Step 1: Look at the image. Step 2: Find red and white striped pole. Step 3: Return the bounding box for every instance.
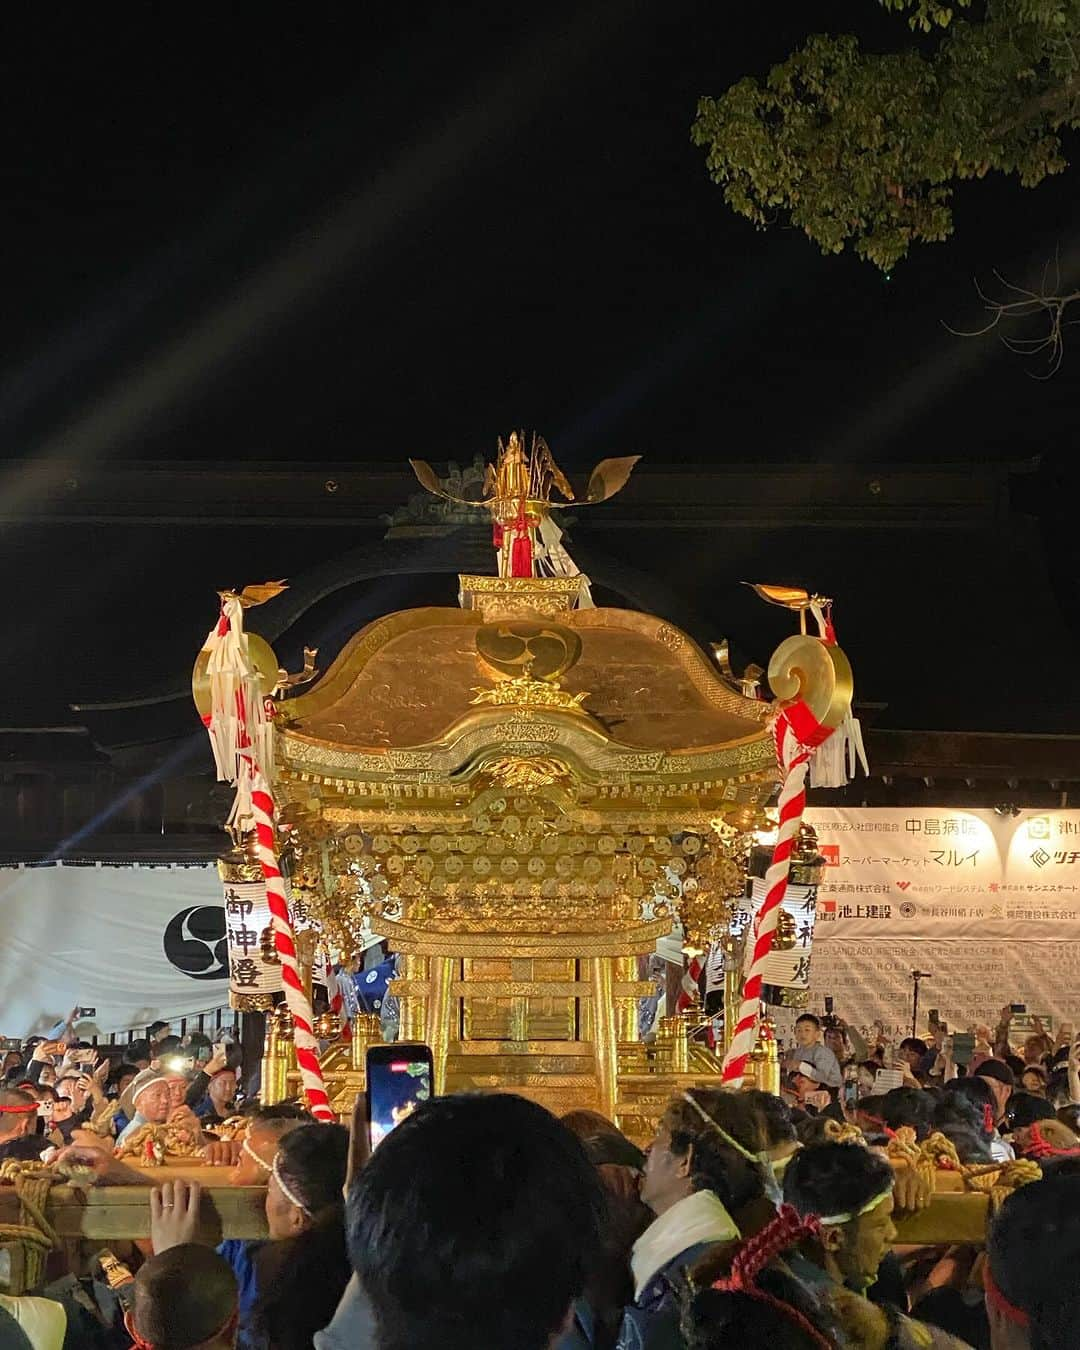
[196,593,332,1120]
[719,619,856,1086]
[251,774,333,1120]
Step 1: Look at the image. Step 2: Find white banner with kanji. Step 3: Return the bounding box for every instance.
[805,808,1080,939]
[800,808,1080,1034]
[806,938,1080,1041]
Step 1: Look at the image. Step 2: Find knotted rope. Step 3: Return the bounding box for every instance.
[0,1160,62,1292]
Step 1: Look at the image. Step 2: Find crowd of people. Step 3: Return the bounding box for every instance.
[0,1003,1078,1350]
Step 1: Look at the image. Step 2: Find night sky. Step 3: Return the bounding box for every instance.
[1,6,1078,732]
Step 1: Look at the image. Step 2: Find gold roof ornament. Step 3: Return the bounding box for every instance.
[411,431,640,581]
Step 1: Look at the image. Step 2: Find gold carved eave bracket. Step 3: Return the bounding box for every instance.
[277,710,776,791]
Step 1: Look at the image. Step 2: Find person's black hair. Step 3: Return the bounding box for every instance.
[933,1091,980,1129]
[784,1141,894,1220]
[185,1032,214,1056]
[788,1106,811,1133]
[1004,1053,1026,1080]
[880,1087,934,1140]
[1047,1068,1071,1108]
[855,1093,886,1121]
[987,1176,1080,1350]
[252,1123,350,1350]
[154,1036,184,1057]
[249,1101,310,1121]
[133,1245,237,1350]
[794,1114,838,1148]
[2,1065,24,1086]
[899,1037,928,1057]
[147,1020,169,1036]
[795,1013,820,1029]
[1038,1156,1080,1181]
[347,1093,604,1350]
[665,1089,767,1216]
[1056,1104,1080,1135]
[945,1076,996,1141]
[126,1039,151,1062]
[935,1124,993,1165]
[682,1244,837,1350]
[1007,1092,1056,1131]
[743,1090,796,1148]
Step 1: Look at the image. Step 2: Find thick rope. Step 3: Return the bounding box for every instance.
[0,1161,61,1292]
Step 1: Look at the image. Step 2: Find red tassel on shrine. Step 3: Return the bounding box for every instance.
[510,530,533,577]
[492,523,504,549]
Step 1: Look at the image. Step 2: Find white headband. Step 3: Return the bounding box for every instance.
[131,1075,166,1105]
[241,1135,273,1174]
[271,1151,310,1216]
[816,1186,894,1227]
[680,1091,760,1163]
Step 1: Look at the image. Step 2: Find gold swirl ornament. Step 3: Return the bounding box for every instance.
[767,634,854,731]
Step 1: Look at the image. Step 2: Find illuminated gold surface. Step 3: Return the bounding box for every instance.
[264,575,786,1125]
[768,633,854,731]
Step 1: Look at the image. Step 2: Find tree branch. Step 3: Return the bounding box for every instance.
[945,269,1080,378]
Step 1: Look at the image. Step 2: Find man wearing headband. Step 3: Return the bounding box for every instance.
[619,1088,768,1350]
[985,1174,1080,1350]
[115,1070,173,1147]
[0,1088,45,1162]
[784,1142,969,1348]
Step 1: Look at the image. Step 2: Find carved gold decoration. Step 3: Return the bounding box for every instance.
[485,756,570,791]
[459,574,586,620]
[471,675,590,714]
[475,621,582,682]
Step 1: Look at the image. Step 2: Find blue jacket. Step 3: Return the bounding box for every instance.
[616,1242,715,1350]
[218,1239,264,1350]
[555,1298,597,1349]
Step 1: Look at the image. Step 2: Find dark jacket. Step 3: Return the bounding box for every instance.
[616,1242,715,1350]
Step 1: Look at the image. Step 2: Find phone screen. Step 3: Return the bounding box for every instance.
[366,1045,433,1149]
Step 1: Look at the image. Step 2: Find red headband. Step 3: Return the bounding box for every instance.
[983,1264,1029,1327]
[1022,1123,1080,1160]
[710,1205,834,1350]
[0,1101,39,1114]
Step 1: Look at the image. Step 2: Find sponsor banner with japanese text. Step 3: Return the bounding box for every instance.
[805,808,1080,940]
[807,939,1080,1040]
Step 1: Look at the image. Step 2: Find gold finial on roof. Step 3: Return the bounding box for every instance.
[409,432,639,580]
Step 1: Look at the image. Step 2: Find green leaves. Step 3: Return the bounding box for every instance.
[692,0,1080,269]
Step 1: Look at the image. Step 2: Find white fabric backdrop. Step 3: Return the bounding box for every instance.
[0,864,228,1037]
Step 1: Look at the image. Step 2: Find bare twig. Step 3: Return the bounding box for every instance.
[944,267,1080,377]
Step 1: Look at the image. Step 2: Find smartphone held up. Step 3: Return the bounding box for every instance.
[365,1043,434,1150]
